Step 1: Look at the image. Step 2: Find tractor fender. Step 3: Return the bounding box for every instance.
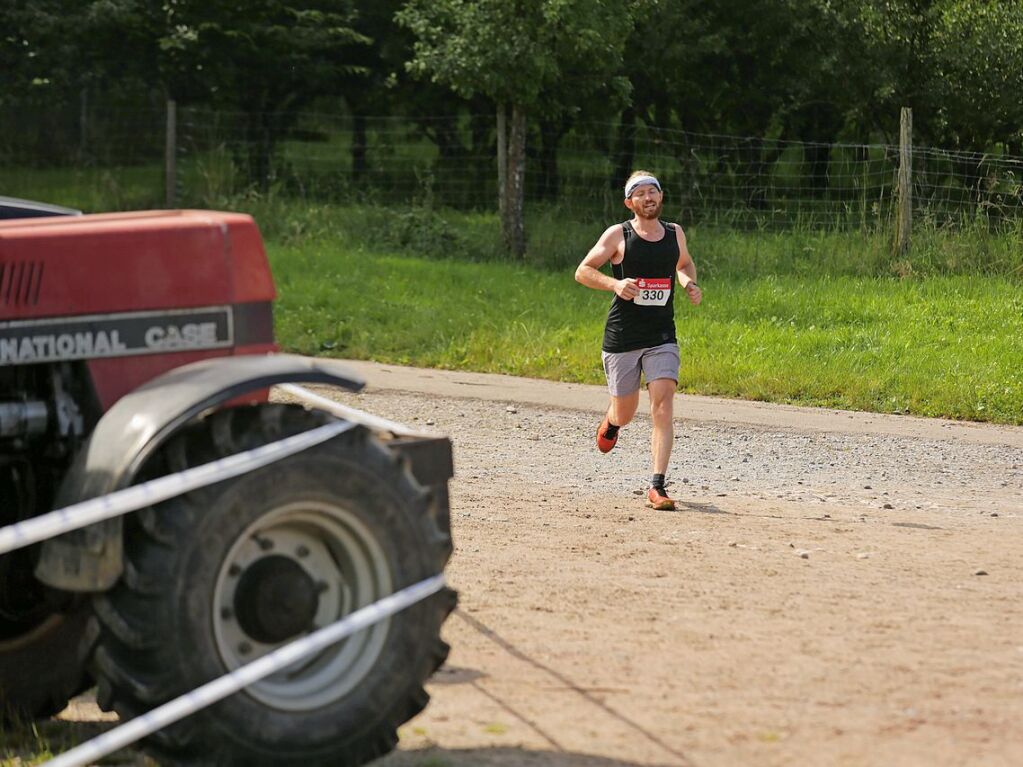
[35,354,364,592]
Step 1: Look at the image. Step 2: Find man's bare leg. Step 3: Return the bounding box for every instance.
[609,391,639,428]
[648,378,676,475]
[597,391,639,453]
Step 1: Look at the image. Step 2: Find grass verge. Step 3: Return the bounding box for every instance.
[271,238,1023,425]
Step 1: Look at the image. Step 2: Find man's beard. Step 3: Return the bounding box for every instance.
[634,199,663,220]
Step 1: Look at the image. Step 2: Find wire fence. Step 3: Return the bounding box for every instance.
[3,105,1022,231]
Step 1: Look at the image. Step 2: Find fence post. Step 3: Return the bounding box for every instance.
[896,107,912,255]
[165,99,177,208]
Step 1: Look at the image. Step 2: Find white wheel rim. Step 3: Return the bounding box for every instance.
[212,500,392,711]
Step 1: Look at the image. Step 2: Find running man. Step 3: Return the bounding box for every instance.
[574,170,702,510]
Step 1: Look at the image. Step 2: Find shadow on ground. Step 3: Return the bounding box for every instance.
[425,610,694,767]
[379,746,676,767]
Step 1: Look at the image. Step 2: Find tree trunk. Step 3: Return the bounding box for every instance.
[503,105,527,259]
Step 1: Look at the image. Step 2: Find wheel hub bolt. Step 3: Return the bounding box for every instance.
[228,564,242,577]
[257,537,274,551]
[315,581,329,594]
[296,545,310,558]
[221,607,234,620]
[238,641,252,655]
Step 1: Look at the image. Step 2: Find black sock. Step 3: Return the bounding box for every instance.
[603,420,620,439]
[651,473,666,490]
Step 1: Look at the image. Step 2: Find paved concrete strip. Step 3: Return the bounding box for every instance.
[330,360,1023,448]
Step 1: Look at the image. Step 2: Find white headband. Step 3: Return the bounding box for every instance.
[624,175,661,199]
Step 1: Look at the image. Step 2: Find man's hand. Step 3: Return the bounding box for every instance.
[685,282,702,305]
[614,278,639,300]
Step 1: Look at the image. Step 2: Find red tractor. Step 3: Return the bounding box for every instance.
[0,203,455,765]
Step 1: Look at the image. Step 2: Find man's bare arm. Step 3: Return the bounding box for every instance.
[672,225,702,305]
[575,225,638,299]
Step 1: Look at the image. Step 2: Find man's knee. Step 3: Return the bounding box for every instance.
[611,393,639,425]
[648,380,675,420]
[651,401,673,424]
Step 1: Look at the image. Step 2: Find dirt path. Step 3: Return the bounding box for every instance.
[330,363,1022,767]
[51,362,1023,767]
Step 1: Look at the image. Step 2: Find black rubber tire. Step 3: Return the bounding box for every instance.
[90,404,456,766]
[0,602,92,721]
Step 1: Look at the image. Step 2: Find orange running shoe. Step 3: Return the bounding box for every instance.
[596,415,618,453]
[646,486,675,511]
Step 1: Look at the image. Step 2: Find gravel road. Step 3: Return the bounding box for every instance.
[291,362,1023,767]
[314,360,1023,518]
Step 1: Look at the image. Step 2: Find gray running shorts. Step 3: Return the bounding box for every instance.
[601,342,680,397]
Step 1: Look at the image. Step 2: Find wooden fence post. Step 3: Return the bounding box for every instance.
[896,107,912,255]
[165,99,177,208]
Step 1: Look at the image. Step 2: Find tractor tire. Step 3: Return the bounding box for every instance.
[0,602,91,721]
[90,404,456,766]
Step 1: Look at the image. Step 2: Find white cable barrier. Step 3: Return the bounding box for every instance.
[279,383,420,437]
[43,573,447,767]
[0,419,356,556]
[0,405,449,766]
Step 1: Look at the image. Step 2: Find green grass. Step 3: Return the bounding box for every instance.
[0,163,165,212]
[271,235,1023,425]
[0,715,146,766]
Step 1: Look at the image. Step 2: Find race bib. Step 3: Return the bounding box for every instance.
[633,277,671,306]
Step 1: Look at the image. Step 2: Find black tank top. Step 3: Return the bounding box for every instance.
[602,221,678,353]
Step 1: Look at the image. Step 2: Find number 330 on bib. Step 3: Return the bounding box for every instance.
[633,277,671,306]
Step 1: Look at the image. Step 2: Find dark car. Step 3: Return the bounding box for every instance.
[0,196,81,219]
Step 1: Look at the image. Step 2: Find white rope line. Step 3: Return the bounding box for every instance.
[0,419,355,556]
[43,573,448,767]
[280,384,422,437]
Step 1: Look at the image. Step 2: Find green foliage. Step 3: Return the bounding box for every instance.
[930,1,1023,147]
[0,1,88,106]
[397,0,632,112]
[4,0,1023,164]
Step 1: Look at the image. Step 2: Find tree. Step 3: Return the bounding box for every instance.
[397,0,632,258]
[0,2,130,164]
[81,0,370,189]
[344,0,494,207]
[930,1,1023,151]
[616,1,853,209]
[185,1,372,189]
[0,2,92,108]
